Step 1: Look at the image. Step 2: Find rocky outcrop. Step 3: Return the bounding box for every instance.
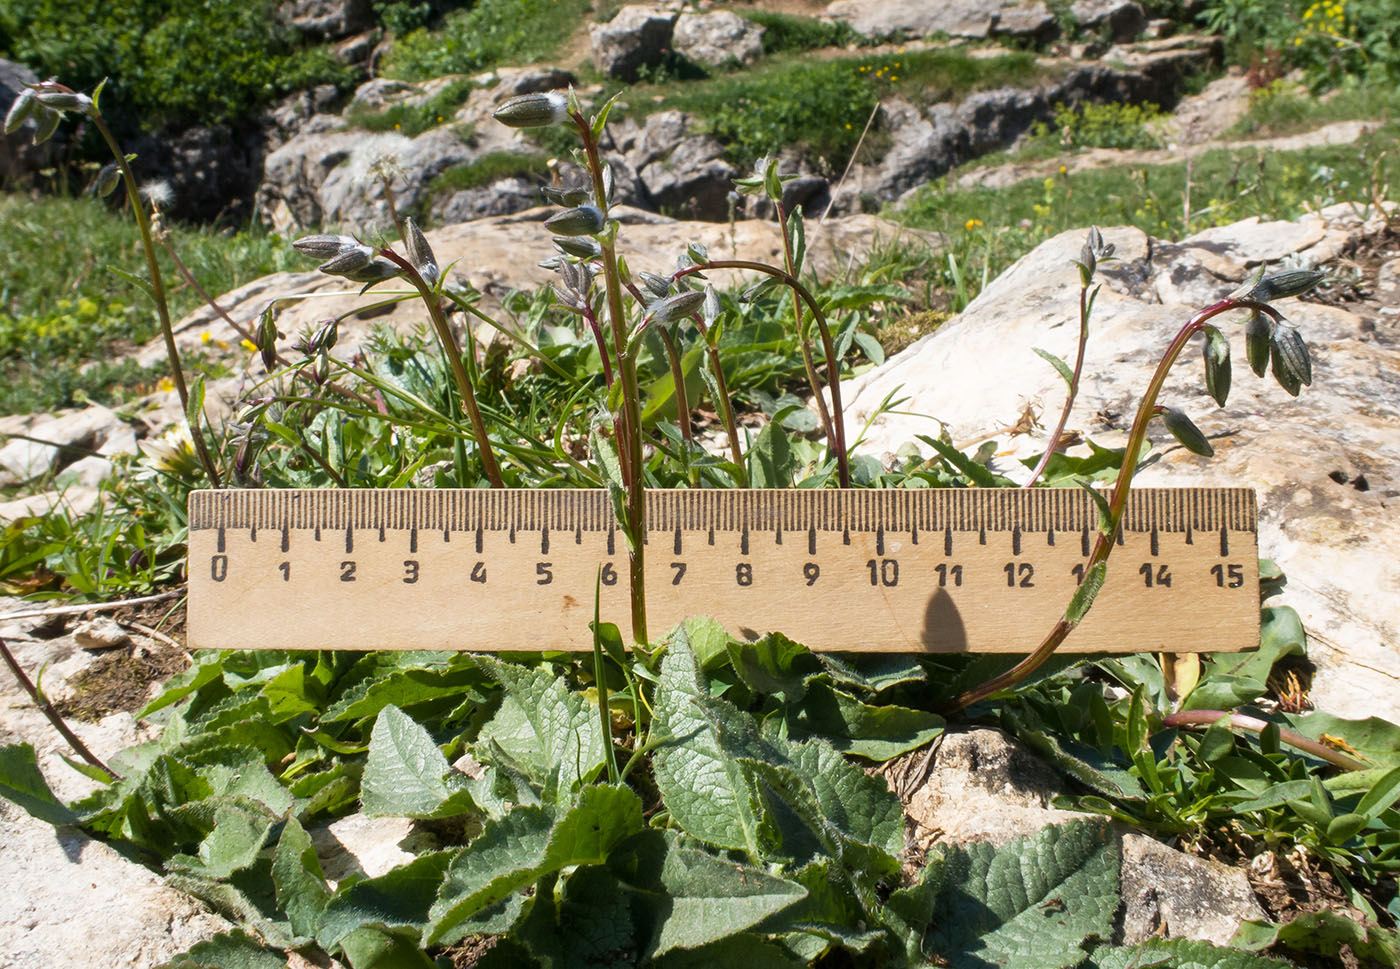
[278,0,375,40]
[672,10,765,69]
[833,37,1219,213]
[590,6,678,81]
[826,0,1058,42]
[1071,0,1148,42]
[838,203,1400,723]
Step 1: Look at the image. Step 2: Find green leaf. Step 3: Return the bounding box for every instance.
[321,659,483,723]
[726,633,817,701]
[917,435,1000,487]
[852,330,884,366]
[162,929,286,969]
[474,657,605,800]
[361,705,474,819]
[652,626,766,853]
[920,819,1119,969]
[650,844,807,956]
[749,419,798,488]
[1033,346,1076,387]
[317,849,456,951]
[1089,935,1295,968]
[338,925,440,969]
[1285,710,1400,770]
[1066,561,1107,625]
[0,743,78,825]
[425,784,642,945]
[169,804,275,879]
[1232,910,1400,966]
[1188,606,1305,710]
[520,865,635,968]
[272,817,332,940]
[1355,764,1400,820]
[654,934,805,969]
[789,680,944,761]
[683,615,733,669]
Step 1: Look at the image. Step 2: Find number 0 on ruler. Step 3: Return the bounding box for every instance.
[188,488,1260,653]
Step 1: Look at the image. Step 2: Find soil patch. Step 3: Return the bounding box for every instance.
[54,598,189,722]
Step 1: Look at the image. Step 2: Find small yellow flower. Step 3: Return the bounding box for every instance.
[200,331,212,344]
[845,122,852,129]
[964,218,983,230]
[889,75,899,81]
[157,376,175,393]
[241,339,258,352]
[1059,165,1067,174]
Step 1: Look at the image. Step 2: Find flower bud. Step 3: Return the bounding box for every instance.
[493,91,569,128]
[543,185,591,207]
[702,284,721,327]
[638,272,672,299]
[646,290,706,326]
[1247,269,1326,303]
[1159,407,1214,457]
[256,307,278,373]
[4,87,34,134]
[292,234,361,260]
[545,203,604,237]
[318,246,375,276]
[313,349,331,384]
[308,318,339,354]
[1270,322,1311,391]
[553,236,601,259]
[342,258,402,285]
[1201,324,1231,408]
[1270,342,1302,397]
[403,217,438,285]
[31,106,60,144]
[1244,311,1271,377]
[93,162,120,198]
[35,89,81,110]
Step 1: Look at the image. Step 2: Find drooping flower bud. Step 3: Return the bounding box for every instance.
[31,106,60,144]
[645,290,706,326]
[4,87,35,134]
[256,307,278,373]
[1244,311,1271,377]
[93,162,120,198]
[34,89,82,110]
[1201,325,1231,408]
[1159,407,1214,457]
[544,203,605,237]
[553,236,601,259]
[317,245,375,276]
[403,217,438,285]
[1270,322,1311,392]
[638,272,672,299]
[542,185,592,208]
[493,91,569,128]
[308,318,339,354]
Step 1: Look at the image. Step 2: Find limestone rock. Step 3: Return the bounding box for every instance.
[826,0,1056,40]
[73,617,133,651]
[673,10,765,68]
[279,0,375,40]
[1120,833,1267,944]
[590,6,678,81]
[0,405,136,488]
[839,205,1400,722]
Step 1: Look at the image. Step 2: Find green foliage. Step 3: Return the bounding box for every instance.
[0,0,354,127]
[1037,100,1166,151]
[425,152,553,198]
[383,0,592,81]
[1200,0,1400,90]
[740,10,866,54]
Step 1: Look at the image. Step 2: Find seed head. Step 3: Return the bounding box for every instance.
[318,245,375,276]
[1201,325,1231,408]
[1159,407,1214,457]
[1270,322,1312,390]
[1244,311,1271,377]
[140,180,174,209]
[494,91,569,128]
[34,89,82,111]
[1246,269,1326,303]
[543,185,592,208]
[292,234,362,260]
[545,203,605,237]
[93,162,120,198]
[646,290,706,326]
[403,218,439,285]
[553,236,601,259]
[256,307,279,373]
[308,318,340,354]
[638,272,672,299]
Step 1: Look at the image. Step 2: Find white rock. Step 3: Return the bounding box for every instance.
[673,10,764,68]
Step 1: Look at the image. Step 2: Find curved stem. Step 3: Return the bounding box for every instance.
[576,112,647,644]
[91,113,221,488]
[378,249,504,487]
[1,635,119,780]
[776,202,839,460]
[947,297,1281,713]
[1024,282,1092,488]
[678,259,850,486]
[1163,710,1368,772]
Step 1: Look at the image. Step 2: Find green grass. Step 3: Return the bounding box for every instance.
[1230,78,1400,138]
[344,77,478,138]
[382,0,593,81]
[0,194,301,414]
[739,9,868,54]
[894,124,1400,310]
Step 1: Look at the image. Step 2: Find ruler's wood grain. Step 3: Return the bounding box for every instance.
[188,488,1259,653]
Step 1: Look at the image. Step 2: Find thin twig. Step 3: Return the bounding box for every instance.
[822,98,882,224]
[122,619,185,653]
[0,634,120,780]
[0,590,181,625]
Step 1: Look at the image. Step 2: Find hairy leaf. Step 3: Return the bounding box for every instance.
[1088,936,1295,968]
[163,929,286,969]
[361,704,474,819]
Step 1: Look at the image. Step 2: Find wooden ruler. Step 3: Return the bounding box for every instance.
[186,488,1259,653]
[187,488,1259,654]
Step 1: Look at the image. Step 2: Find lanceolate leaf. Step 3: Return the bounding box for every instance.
[920,819,1119,969]
[316,849,457,951]
[0,743,78,825]
[788,680,944,761]
[271,817,332,940]
[650,844,807,956]
[361,704,473,819]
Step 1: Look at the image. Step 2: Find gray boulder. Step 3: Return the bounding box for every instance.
[627,112,736,221]
[278,0,375,40]
[1071,0,1148,42]
[826,0,1056,41]
[590,6,678,81]
[672,10,765,69]
[0,405,136,488]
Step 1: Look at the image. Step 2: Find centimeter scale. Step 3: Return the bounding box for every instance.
[187,488,1260,654]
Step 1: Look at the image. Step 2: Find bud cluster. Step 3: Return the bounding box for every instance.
[292,234,401,286]
[4,82,95,145]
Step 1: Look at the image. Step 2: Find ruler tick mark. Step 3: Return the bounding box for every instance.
[1012,526,1022,556]
[1219,527,1229,557]
[979,525,987,546]
[1150,527,1160,558]
[1047,528,1056,547]
[250,525,257,543]
[741,527,749,556]
[911,526,919,545]
[509,525,515,545]
[808,527,816,556]
[575,526,582,545]
[843,527,850,546]
[944,527,952,557]
[608,529,616,556]
[281,526,289,553]
[775,526,782,546]
[1185,525,1193,545]
[475,527,483,554]
[345,526,353,554]
[673,527,682,555]
[314,526,321,542]
[541,528,550,555]
[378,525,385,543]
[708,527,714,547]
[1081,527,1090,556]
[410,528,418,554]
[217,527,226,554]
[876,527,885,557]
